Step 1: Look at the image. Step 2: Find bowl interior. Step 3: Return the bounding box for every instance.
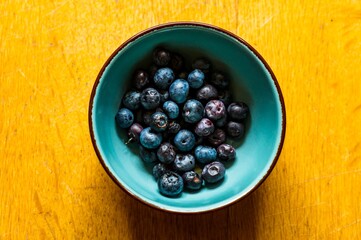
[90,24,284,213]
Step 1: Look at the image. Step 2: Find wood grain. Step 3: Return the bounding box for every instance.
[1,0,361,239]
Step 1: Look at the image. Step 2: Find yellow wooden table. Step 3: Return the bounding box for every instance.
[1,0,360,239]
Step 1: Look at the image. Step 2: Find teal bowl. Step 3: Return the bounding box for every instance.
[89,22,286,213]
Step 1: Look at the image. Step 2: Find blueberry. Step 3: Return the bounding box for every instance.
[182,171,203,190]
[134,70,149,90]
[226,121,245,138]
[196,84,218,101]
[227,102,249,121]
[149,112,168,132]
[187,69,205,89]
[218,89,232,106]
[211,71,229,89]
[217,144,236,161]
[205,100,226,121]
[140,127,163,149]
[192,58,211,73]
[182,99,204,123]
[215,115,227,128]
[153,48,171,67]
[202,161,225,183]
[154,68,175,90]
[194,118,215,137]
[122,91,141,110]
[140,88,161,110]
[207,129,226,147]
[127,123,143,143]
[173,154,195,172]
[169,79,189,104]
[139,145,158,163]
[153,163,168,180]
[158,171,183,197]
[194,145,217,164]
[115,108,134,128]
[168,121,181,134]
[170,53,184,72]
[163,101,179,119]
[174,129,196,152]
[157,142,176,164]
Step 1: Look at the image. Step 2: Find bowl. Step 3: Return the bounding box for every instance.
[89,22,286,213]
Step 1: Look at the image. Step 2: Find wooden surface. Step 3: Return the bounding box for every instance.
[1,0,361,239]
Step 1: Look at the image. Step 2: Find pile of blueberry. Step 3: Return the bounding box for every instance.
[115,48,249,197]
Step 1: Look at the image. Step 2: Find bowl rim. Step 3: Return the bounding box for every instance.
[88,21,286,214]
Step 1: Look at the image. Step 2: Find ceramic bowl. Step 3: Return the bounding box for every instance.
[89,22,286,213]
